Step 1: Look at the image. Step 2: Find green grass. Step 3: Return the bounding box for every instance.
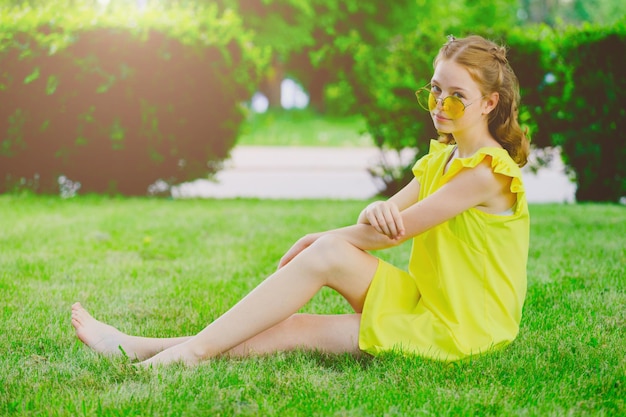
[238,109,374,147]
[1,195,624,416]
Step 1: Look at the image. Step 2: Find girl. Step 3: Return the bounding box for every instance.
[72,35,530,366]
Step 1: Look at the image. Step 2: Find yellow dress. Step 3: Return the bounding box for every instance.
[359,140,530,361]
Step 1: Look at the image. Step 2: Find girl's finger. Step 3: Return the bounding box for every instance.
[382,210,399,238]
[367,211,383,234]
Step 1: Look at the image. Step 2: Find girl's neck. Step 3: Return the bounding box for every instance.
[452,127,500,158]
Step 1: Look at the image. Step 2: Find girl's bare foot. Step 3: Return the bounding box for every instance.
[71,302,131,358]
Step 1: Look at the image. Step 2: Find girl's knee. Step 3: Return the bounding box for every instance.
[308,234,351,268]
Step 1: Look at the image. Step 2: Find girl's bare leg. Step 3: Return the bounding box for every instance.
[73,234,379,365]
[140,235,378,366]
[73,301,361,361]
[224,313,362,357]
[72,305,361,360]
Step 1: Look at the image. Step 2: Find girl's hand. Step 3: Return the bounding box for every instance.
[277,233,320,269]
[358,201,405,240]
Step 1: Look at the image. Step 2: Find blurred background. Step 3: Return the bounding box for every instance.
[1,0,624,202]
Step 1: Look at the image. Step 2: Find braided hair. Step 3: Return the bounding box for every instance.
[434,35,530,167]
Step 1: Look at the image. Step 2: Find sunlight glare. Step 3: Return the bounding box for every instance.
[96,0,148,11]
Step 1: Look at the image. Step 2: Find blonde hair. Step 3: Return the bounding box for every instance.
[434,35,530,167]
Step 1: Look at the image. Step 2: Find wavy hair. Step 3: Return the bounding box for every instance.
[434,35,530,167]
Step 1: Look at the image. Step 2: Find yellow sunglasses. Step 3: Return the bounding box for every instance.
[415,85,483,119]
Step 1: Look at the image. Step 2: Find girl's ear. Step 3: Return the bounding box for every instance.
[482,92,499,115]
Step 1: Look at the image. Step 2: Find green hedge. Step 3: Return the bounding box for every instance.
[0,3,266,195]
[541,22,626,202]
[506,21,626,202]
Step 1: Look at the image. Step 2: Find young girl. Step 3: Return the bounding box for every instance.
[72,35,530,365]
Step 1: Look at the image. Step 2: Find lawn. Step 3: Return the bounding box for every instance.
[1,195,624,416]
[237,109,374,147]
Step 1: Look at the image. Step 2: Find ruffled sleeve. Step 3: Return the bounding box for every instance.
[442,147,525,195]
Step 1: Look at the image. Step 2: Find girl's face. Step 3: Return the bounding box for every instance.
[428,59,493,135]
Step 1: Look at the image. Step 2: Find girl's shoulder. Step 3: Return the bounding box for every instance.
[446,146,522,182]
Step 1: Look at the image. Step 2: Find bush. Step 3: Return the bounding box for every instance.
[538,22,626,202]
[0,3,266,195]
[506,21,626,202]
[347,32,441,196]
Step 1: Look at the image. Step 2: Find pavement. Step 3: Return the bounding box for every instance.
[172,146,576,203]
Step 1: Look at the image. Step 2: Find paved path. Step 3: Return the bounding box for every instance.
[172,146,576,203]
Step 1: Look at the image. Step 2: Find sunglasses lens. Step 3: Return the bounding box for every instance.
[442,96,465,119]
[428,93,437,111]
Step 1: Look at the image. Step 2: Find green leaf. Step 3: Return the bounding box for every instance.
[78,106,96,123]
[46,75,59,95]
[40,119,50,132]
[23,67,40,84]
[149,148,164,163]
[110,119,125,150]
[96,75,116,94]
